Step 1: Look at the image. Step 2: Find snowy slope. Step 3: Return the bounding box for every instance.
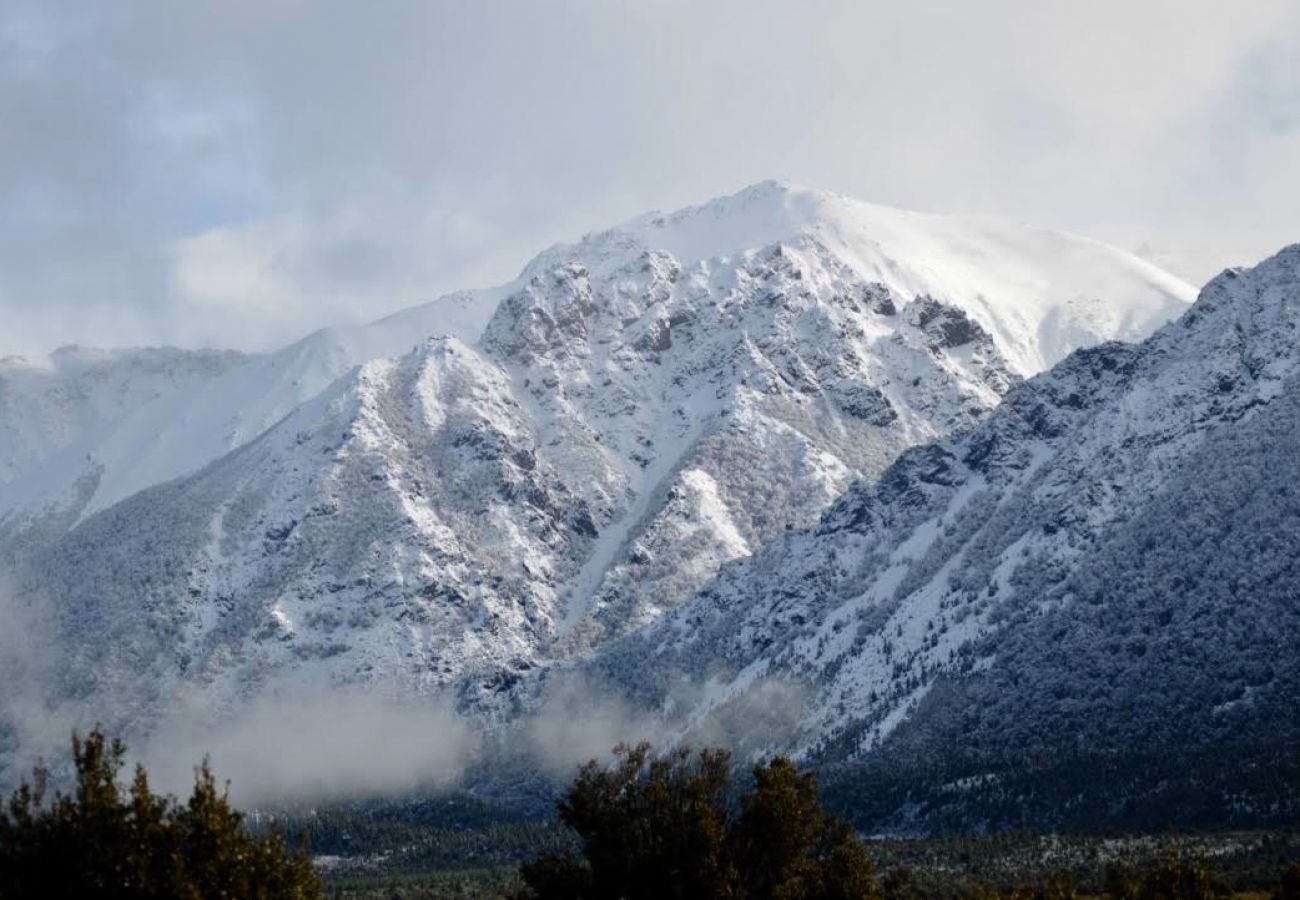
[0,182,1194,759]
[0,287,505,536]
[0,346,246,488]
[587,242,1300,827]
[528,181,1191,374]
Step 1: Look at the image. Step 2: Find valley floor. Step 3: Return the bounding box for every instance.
[314,828,1300,898]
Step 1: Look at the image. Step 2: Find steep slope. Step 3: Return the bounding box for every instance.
[0,346,246,488]
[1,182,1193,750]
[530,182,1190,375]
[0,287,504,543]
[594,243,1300,829]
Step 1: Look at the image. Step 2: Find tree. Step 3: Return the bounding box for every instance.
[731,756,879,900]
[0,729,320,899]
[519,743,881,900]
[549,742,737,899]
[1104,863,1142,900]
[881,866,920,900]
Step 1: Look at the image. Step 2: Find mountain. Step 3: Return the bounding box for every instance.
[0,288,505,538]
[0,346,247,489]
[0,182,1192,763]
[591,242,1300,830]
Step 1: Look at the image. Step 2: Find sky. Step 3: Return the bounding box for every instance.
[1,0,1298,359]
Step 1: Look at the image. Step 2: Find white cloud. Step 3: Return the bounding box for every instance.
[138,688,479,805]
[1,0,1298,356]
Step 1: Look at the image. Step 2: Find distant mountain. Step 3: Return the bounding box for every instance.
[0,182,1192,775]
[0,288,504,534]
[0,346,246,489]
[592,243,1300,830]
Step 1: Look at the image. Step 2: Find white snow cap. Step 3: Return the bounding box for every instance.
[529,180,1194,374]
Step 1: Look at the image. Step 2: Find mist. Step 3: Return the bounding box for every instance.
[2,573,812,807]
[135,687,479,807]
[517,669,812,777]
[0,583,83,779]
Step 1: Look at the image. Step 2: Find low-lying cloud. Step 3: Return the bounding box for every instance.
[2,577,813,808]
[0,584,85,778]
[137,688,479,806]
[517,669,812,777]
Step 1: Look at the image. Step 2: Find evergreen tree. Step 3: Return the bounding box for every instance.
[550,742,737,899]
[881,866,920,900]
[519,744,881,900]
[0,729,319,899]
[731,756,879,900]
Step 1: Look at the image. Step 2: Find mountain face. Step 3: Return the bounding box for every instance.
[0,346,247,489]
[0,289,504,540]
[0,183,1193,765]
[592,243,1300,830]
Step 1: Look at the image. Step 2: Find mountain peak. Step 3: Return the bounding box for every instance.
[518,182,1195,375]
[1177,241,1300,341]
[1241,241,1300,284]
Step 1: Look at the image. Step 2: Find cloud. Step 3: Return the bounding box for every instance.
[520,675,662,775]
[136,688,479,806]
[0,582,476,805]
[0,584,83,775]
[0,1,1297,352]
[518,670,811,778]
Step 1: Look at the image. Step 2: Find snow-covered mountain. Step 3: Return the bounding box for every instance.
[0,182,1193,758]
[0,346,247,489]
[0,288,505,539]
[591,242,1300,828]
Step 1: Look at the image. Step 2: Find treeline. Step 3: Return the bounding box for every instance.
[818,738,1300,834]
[518,743,878,899]
[285,806,572,874]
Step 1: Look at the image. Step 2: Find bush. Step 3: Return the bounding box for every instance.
[518,743,880,900]
[0,729,320,899]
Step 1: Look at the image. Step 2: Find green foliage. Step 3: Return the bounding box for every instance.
[0,729,320,899]
[519,743,882,900]
[1105,862,1143,900]
[732,756,880,900]
[320,865,522,899]
[1033,871,1077,900]
[282,799,572,875]
[550,742,736,899]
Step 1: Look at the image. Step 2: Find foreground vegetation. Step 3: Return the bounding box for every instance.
[0,730,319,899]
[4,733,1299,898]
[508,743,1300,899]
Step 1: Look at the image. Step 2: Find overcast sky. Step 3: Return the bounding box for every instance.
[1,0,1298,358]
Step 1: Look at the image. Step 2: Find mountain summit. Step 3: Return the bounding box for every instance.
[531,181,1190,374]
